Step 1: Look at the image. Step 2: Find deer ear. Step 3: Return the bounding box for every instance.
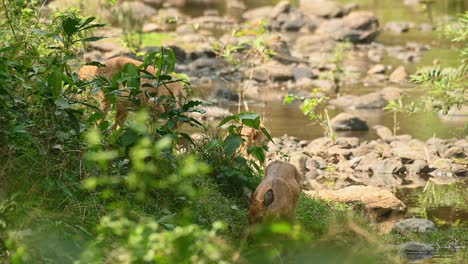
[264,189,274,206]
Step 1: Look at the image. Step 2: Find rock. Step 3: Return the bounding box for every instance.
[444,146,466,159]
[316,11,380,43]
[371,158,405,175]
[399,242,436,261]
[389,66,408,83]
[354,152,380,172]
[367,64,386,75]
[292,66,315,81]
[390,140,427,161]
[299,0,344,18]
[213,88,239,102]
[429,176,458,185]
[392,218,437,234]
[335,137,360,148]
[310,79,336,93]
[118,1,157,19]
[327,145,352,157]
[418,23,434,32]
[270,1,291,19]
[189,15,235,30]
[331,113,369,131]
[142,23,163,33]
[352,92,386,109]
[242,6,273,21]
[306,156,327,171]
[306,137,333,155]
[305,185,406,220]
[251,64,293,82]
[369,173,403,188]
[384,22,411,34]
[374,125,393,142]
[379,87,403,102]
[407,159,430,174]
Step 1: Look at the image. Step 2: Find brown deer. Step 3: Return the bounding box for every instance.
[248,161,302,224]
[78,56,185,127]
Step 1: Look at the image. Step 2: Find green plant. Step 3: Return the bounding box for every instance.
[212,19,276,112]
[197,112,272,195]
[0,3,105,153]
[324,42,352,94]
[411,12,467,115]
[284,89,336,142]
[384,96,416,136]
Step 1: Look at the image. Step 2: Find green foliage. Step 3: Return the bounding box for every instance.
[410,12,467,114]
[384,96,416,136]
[212,19,276,111]
[284,90,336,142]
[0,3,104,153]
[197,112,271,195]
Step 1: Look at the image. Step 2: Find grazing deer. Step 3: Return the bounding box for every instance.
[249,161,302,224]
[78,56,185,128]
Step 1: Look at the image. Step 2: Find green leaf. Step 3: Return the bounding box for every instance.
[218,115,239,127]
[79,36,106,42]
[223,135,243,156]
[48,68,63,98]
[120,129,139,147]
[239,112,260,128]
[62,17,80,36]
[248,146,265,163]
[205,139,222,151]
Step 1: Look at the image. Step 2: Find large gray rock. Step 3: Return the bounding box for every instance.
[331,113,369,131]
[371,158,405,175]
[392,218,437,234]
[305,185,406,220]
[316,11,380,43]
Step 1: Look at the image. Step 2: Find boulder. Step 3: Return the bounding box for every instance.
[316,11,380,43]
[304,185,406,220]
[392,218,437,234]
[389,66,408,83]
[331,113,369,131]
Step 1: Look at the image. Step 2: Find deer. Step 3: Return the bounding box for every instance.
[248,161,302,224]
[78,56,185,128]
